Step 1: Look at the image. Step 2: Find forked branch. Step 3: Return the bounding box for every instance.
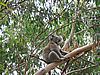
[35,42,99,75]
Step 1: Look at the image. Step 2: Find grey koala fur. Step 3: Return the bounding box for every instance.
[43,34,68,64]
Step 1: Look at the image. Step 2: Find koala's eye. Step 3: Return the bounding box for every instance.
[51,35,54,37]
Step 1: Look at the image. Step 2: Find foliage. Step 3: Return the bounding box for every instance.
[0,0,100,75]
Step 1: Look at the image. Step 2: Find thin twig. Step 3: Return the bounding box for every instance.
[33,0,73,43]
[75,24,100,35]
[32,25,67,55]
[80,57,96,65]
[66,63,100,75]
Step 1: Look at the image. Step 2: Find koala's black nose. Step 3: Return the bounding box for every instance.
[58,39,61,42]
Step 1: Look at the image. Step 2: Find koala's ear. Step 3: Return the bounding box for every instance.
[49,33,54,40]
[49,35,52,41]
[49,35,53,41]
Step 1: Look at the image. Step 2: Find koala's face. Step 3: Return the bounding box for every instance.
[49,34,63,45]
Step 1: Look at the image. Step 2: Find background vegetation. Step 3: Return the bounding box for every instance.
[0,0,100,75]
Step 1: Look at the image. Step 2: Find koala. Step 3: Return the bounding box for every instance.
[43,34,68,64]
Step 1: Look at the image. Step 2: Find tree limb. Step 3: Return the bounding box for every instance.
[35,42,99,75]
[66,63,100,75]
[62,17,75,51]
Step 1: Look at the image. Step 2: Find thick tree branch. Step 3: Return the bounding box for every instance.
[35,42,99,75]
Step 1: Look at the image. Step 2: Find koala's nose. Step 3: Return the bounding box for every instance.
[58,39,61,42]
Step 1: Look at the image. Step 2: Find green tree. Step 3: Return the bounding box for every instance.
[0,0,100,75]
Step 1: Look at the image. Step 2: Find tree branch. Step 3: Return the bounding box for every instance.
[62,16,75,51]
[35,42,99,75]
[66,63,100,75]
[75,24,100,35]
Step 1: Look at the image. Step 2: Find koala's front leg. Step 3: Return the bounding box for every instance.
[60,50,68,56]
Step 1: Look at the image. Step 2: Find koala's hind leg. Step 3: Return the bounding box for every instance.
[49,51,64,62]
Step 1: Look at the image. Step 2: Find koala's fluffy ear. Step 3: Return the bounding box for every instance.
[49,33,55,41]
[49,35,53,41]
